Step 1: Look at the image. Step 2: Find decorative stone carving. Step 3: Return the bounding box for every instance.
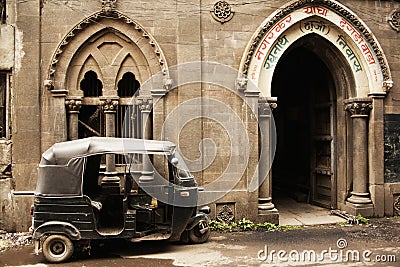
[383,80,394,92]
[241,0,392,83]
[164,78,173,91]
[65,99,82,113]
[258,98,271,117]
[236,77,248,92]
[100,99,119,112]
[44,79,53,91]
[259,97,277,117]
[136,98,153,112]
[101,0,117,15]
[388,9,400,32]
[345,101,372,117]
[394,195,400,216]
[47,10,168,82]
[216,204,234,224]
[211,1,234,23]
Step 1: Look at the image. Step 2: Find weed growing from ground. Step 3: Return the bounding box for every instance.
[209,218,299,232]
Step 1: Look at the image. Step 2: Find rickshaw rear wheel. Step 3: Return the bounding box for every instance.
[188,220,210,244]
[42,234,74,263]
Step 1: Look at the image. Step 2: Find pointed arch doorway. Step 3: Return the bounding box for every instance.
[271,35,340,209]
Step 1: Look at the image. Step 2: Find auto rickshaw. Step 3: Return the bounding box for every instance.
[31,137,210,263]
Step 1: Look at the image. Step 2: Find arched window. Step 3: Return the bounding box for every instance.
[80,71,103,97]
[117,72,140,97]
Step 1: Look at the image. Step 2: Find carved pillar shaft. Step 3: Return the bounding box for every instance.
[65,98,82,140]
[50,88,69,144]
[345,99,372,204]
[137,97,154,183]
[101,98,119,174]
[258,97,277,211]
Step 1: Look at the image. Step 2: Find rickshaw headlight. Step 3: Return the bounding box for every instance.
[199,206,211,214]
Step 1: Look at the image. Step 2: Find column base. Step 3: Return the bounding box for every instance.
[101,174,121,194]
[345,201,374,217]
[139,171,155,183]
[347,192,372,204]
[257,208,279,224]
[258,197,275,210]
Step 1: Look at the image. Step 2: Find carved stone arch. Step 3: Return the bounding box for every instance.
[280,33,356,99]
[115,55,141,89]
[239,0,393,97]
[48,10,169,92]
[74,56,104,96]
[246,0,391,219]
[65,28,153,97]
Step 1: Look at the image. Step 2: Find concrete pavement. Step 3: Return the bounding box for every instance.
[275,197,347,226]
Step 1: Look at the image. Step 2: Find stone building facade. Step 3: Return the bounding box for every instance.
[1,0,400,231]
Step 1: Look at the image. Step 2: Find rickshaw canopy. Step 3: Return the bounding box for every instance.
[36,137,177,196]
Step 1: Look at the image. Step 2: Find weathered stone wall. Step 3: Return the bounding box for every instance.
[1,0,400,230]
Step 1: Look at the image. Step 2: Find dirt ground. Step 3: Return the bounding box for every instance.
[0,217,399,266]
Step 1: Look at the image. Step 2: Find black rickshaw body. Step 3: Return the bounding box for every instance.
[31,137,210,263]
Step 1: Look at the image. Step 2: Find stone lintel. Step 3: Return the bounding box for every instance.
[50,89,68,97]
[368,92,386,99]
[151,89,167,98]
[244,89,259,98]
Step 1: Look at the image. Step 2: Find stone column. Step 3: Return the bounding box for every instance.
[257,97,279,224]
[100,98,120,187]
[368,92,386,217]
[258,97,277,211]
[49,87,69,144]
[65,98,82,140]
[137,97,154,183]
[345,98,374,216]
[101,98,119,172]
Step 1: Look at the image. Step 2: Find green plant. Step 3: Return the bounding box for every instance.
[237,218,256,231]
[209,218,301,232]
[255,222,278,231]
[355,214,369,224]
[209,220,230,231]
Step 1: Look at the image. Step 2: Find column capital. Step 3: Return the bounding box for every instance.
[344,98,372,117]
[258,97,277,117]
[136,97,153,112]
[65,98,82,113]
[100,98,119,113]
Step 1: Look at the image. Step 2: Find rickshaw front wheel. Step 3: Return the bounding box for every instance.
[188,220,210,244]
[42,234,74,263]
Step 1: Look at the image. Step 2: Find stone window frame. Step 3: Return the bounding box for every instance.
[0,0,6,24]
[0,71,10,139]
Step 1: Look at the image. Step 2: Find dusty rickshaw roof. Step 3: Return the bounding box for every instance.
[41,137,177,166]
[36,137,180,196]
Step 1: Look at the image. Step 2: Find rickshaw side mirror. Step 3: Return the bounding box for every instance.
[171,157,179,166]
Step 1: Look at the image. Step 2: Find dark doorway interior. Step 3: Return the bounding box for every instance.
[271,45,334,209]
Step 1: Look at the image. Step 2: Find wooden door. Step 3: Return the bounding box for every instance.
[311,100,334,208]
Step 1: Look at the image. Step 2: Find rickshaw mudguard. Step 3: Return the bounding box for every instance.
[185,213,210,231]
[33,221,81,240]
[169,206,197,241]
